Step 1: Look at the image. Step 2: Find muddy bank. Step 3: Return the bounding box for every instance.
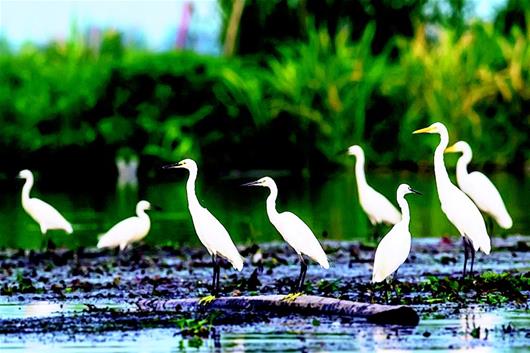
[0,235,528,350]
[0,236,528,305]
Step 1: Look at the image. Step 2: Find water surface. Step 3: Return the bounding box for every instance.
[0,170,527,249]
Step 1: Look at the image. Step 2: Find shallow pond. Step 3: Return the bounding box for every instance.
[0,169,528,352]
[0,305,528,352]
[0,170,527,249]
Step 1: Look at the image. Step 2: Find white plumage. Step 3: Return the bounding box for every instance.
[445,141,512,229]
[372,184,420,283]
[243,176,328,292]
[97,200,152,251]
[18,169,73,236]
[347,145,401,226]
[414,122,490,277]
[163,159,243,294]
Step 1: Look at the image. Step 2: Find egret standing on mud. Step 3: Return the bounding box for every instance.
[413,122,490,278]
[347,145,401,233]
[18,169,73,249]
[372,184,421,284]
[445,141,512,234]
[242,177,329,301]
[163,159,243,302]
[97,200,152,251]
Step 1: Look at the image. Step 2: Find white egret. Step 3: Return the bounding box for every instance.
[163,159,243,301]
[18,169,73,249]
[413,122,491,277]
[347,145,401,229]
[445,141,512,233]
[242,176,329,300]
[372,184,421,283]
[97,200,152,251]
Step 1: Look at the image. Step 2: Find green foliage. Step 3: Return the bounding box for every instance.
[417,272,529,305]
[0,16,528,173]
[386,22,530,166]
[266,24,390,161]
[175,317,212,338]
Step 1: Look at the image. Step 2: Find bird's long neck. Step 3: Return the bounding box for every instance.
[456,149,471,186]
[266,185,280,221]
[397,193,410,226]
[185,168,202,210]
[433,130,452,193]
[136,206,150,222]
[21,176,33,206]
[354,153,369,191]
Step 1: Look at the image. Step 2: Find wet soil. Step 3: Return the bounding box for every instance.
[0,235,528,351]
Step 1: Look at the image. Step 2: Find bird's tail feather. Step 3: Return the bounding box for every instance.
[230,255,244,272]
[495,213,513,230]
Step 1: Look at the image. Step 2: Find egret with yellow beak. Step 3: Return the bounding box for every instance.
[413,122,490,278]
[445,141,512,234]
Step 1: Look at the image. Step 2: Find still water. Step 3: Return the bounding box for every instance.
[0,303,528,352]
[0,169,527,249]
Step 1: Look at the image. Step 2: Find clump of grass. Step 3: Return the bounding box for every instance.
[417,271,529,305]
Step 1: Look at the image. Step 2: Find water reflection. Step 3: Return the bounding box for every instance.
[0,171,527,249]
[0,308,528,352]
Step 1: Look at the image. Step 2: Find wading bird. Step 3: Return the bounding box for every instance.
[413,123,490,278]
[242,177,329,301]
[18,169,73,249]
[445,141,512,234]
[347,145,401,235]
[97,200,152,251]
[372,184,421,285]
[163,159,243,302]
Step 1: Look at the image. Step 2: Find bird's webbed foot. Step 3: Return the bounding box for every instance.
[282,292,303,303]
[198,295,216,306]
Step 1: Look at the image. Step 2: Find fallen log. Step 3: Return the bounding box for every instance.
[136,295,419,326]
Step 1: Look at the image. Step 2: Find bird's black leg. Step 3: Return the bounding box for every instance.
[41,233,49,252]
[487,216,494,237]
[469,242,476,278]
[297,255,308,293]
[215,258,221,294]
[462,236,469,279]
[371,223,381,241]
[211,255,218,295]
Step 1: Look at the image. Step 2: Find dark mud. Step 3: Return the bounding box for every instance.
[0,235,529,351]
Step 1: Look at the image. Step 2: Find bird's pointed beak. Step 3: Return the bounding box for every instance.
[444,144,459,154]
[162,162,183,169]
[409,187,423,195]
[335,148,349,156]
[413,126,436,134]
[241,180,260,187]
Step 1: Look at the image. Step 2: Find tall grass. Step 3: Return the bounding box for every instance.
[0,21,527,175]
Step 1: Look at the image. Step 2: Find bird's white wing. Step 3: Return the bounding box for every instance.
[191,207,243,271]
[273,212,329,269]
[460,172,512,229]
[372,223,411,283]
[97,217,148,249]
[361,187,401,225]
[441,185,490,254]
[26,198,73,233]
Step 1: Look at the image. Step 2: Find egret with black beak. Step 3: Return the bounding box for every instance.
[242,176,329,301]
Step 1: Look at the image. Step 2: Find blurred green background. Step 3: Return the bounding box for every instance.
[0,0,528,178]
[0,0,528,248]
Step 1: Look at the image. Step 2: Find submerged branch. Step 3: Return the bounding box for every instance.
[136,294,420,326]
